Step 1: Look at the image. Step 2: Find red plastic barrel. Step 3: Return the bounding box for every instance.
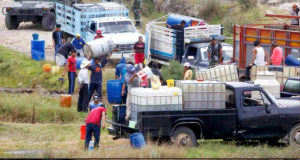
[80,125,86,140]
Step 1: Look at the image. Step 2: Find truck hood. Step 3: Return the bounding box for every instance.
[277,97,300,108]
[103,32,145,45]
[8,1,55,8]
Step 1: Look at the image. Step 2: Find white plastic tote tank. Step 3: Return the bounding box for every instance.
[83,36,114,59]
[175,80,226,109]
[253,71,280,98]
[196,65,238,82]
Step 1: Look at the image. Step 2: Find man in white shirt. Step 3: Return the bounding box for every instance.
[246,41,270,81]
[78,60,91,112]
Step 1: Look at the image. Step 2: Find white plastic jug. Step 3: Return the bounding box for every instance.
[137,66,153,81]
[89,141,94,151]
[83,36,114,59]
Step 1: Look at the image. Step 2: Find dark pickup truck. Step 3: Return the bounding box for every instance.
[107,82,300,149]
[281,77,300,98]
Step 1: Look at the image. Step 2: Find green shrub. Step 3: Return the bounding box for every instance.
[161,61,184,81]
[238,0,258,9]
[198,0,226,21]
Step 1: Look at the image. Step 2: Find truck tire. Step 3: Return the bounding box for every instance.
[289,124,300,150]
[5,15,19,30]
[170,126,197,147]
[42,13,55,31]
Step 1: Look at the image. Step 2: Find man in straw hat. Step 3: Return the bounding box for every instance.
[77,60,91,112]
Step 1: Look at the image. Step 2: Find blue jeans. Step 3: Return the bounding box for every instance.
[85,123,101,149]
[68,72,76,94]
[88,82,102,101]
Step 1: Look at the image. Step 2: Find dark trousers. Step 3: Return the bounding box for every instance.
[78,84,89,112]
[68,72,76,94]
[246,64,256,81]
[89,82,102,101]
[121,85,127,104]
[84,123,101,150]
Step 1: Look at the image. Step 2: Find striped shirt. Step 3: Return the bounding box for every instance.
[290,9,299,25]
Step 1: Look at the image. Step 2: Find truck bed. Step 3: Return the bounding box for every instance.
[136,108,237,139]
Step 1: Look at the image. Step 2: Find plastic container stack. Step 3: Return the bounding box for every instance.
[130,86,183,122]
[175,80,226,110]
[250,66,300,86]
[196,65,239,82]
[254,71,281,98]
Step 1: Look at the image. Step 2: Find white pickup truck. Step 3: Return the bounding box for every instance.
[56,1,144,63]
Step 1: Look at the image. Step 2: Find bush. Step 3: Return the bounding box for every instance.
[238,0,258,9]
[161,61,184,81]
[198,0,226,21]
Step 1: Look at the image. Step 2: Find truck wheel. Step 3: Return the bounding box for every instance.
[170,126,197,147]
[66,37,73,43]
[42,13,55,31]
[5,15,19,30]
[289,124,300,150]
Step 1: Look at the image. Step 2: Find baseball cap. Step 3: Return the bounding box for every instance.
[96,30,101,34]
[184,62,191,67]
[293,4,297,8]
[271,40,278,46]
[93,93,100,101]
[56,24,61,28]
[100,104,107,109]
[210,37,216,41]
[129,65,135,72]
[75,33,81,37]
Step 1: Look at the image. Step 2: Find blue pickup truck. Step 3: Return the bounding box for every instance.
[107,82,300,149]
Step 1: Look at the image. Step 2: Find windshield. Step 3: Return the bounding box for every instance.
[99,21,136,34]
[265,90,280,106]
[200,46,233,62]
[283,79,300,93]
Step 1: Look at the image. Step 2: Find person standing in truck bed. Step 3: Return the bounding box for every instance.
[207,37,222,67]
[166,20,186,63]
[270,40,284,66]
[290,4,299,26]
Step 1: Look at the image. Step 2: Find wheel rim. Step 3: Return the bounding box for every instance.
[175,133,192,147]
[292,127,300,148]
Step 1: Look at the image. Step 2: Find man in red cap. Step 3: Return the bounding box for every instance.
[290,4,299,26]
[94,30,104,40]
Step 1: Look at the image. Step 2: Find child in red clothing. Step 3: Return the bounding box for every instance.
[62,49,77,94]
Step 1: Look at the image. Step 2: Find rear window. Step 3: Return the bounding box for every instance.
[284,79,300,94]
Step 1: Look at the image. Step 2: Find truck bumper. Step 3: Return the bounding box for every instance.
[106,120,138,140]
[110,52,135,63]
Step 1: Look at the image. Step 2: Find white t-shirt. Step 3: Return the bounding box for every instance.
[254,47,265,66]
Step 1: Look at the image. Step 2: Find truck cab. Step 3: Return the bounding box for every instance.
[182,42,233,69]
[281,77,300,97]
[86,17,144,63]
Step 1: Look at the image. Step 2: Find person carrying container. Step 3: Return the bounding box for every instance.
[53,24,65,62]
[56,43,75,67]
[88,52,113,102]
[72,33,86,57]
[166,20,186,63]
[132,36,145,64]
[138,63,149,88]
[94,30,104,40]
[77,60,92,112]
[62,49,77,95]
[270,40,284,66]
[207,37,222,67]
[290,4,299,26]
[246,41,270,81]
[115,57,127,79]
[84,105,106,150]
[183,62,193,80]
[122,64,140,121]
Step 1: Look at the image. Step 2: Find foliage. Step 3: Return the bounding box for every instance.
[161,61,184,81]
[198,0,226,21]
[238,0,258,9]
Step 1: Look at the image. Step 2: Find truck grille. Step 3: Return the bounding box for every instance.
[19,9,35,15]
[115,44,133,52]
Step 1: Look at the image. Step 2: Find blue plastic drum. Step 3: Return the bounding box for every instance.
[166,15,192,28]
[130,132,146,149]
[285,54,300,66]
[31,39,45,61]
[107,80,123,104]
[76,57,87,69]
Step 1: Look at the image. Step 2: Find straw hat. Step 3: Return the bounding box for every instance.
[80,60,91,69]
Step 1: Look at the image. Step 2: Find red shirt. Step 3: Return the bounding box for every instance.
[271,47,283,66]
[67,56,76,72]
[94,35,104,40]
[86,107,106,126]
[134,42,145,54]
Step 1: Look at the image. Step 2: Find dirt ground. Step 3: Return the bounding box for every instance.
[0,0,54,61]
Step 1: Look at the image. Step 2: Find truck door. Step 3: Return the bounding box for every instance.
[238,89,280,139]
[86,21,97,42]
